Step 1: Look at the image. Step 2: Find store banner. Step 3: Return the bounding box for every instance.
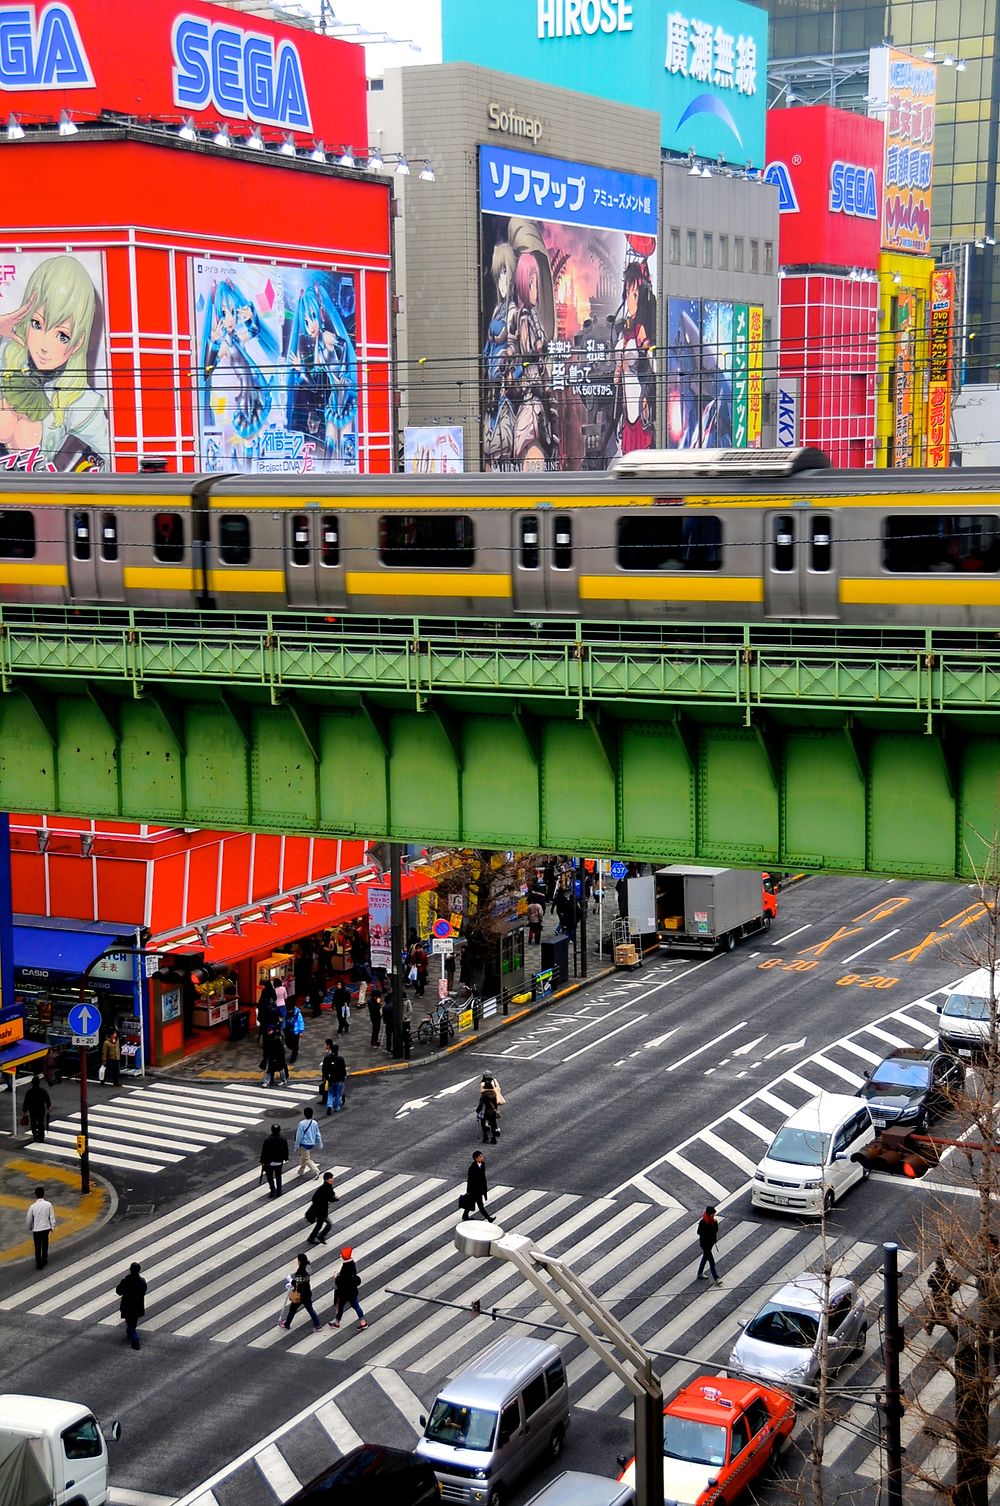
[775,377,799,448]
[192,258,358,473]
[732,303,749,448]
[403,426,464,473]
[869,47,936,256]
[748,304,764,447]
[367,885,391,971]
[926,267,954,467]
[480,144,658,472]
[893,290,915,467]
[0,250,111,473]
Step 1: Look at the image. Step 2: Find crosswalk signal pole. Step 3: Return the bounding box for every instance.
[79,1045,90,1195]
[882,1241,903,1506]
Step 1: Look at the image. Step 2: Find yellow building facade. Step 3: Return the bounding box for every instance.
[875,251,934,468]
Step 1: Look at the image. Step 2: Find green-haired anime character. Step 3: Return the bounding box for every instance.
[0,254,109,468]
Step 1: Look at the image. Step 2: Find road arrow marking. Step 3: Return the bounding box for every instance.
[394,1097,433,1119]
[764,1038,807,1060]
[732,1035,767,1057]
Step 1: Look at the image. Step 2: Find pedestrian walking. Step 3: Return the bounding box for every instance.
[294,1107,322,1178]
[695,1206,722,1284]
[259,1122,289,1198]
[925,1255,960,1338]
[400,995,412,1057]
[412,944,428,998]
[477,1074,501,1145]
[100,1029,121,1087]
[382,995,396,1055]
[461,1151,495,1222]
[306,1171,338,1244]
[274,976,288,1019]
[26,1185,55,1269]
[332,980,351,1036]
[526,899,543,945]
[325,1045,348,1115]
[328,1247,368,1329]
[286,1002,305,1064]
[23,1074,50,1142]
[277,1252,323,1332]
[115,1262,147,1350]
[320,1038,336,1105]
[367,985,382,1047]
[262,1028,288,1088]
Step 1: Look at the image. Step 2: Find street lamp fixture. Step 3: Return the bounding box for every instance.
[178,116,198,143]
[337,144,355,168]
[57,110,78,136]
[309,140,327,163]
[6,114,25,141]
[212,123,231,147]
[419,160,435,182]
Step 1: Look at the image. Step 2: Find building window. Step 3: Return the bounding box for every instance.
[703,232,713,268]
[686,230,698,267]
[670,226,681,264]
[750,239,760,273]
[734,237,745,272]
[764,241,774,274]
[718,234,729,270]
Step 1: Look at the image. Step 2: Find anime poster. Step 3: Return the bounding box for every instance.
[191,259,358,473]
[479,145,658,472]
[665,298,703,448]
[893,291,915,468]
[367,885,391,971]
[403,426,464,473]
[0,250,110,474]
[701,301,734,449]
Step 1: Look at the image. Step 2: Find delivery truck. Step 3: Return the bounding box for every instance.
[628,866,775,953]
[0,1396,118,1506]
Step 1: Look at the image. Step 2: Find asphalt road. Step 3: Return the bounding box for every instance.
[0,873,983,1506]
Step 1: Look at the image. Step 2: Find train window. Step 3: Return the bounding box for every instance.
[772,515,795,573]
[72,512,91,562]
[153,512,185,563]
[810,515,832,573]
[883,515,1000,573]
[291,513,310,567]
[0,511,35,559]
[553,515,573,571]
[218,514,251,566]
[519,516,539,570]
[100,513,118,563]
[379,515,475,568]
[617,516,722,571]
[321,516,340,568]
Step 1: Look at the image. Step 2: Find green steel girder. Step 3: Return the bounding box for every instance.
[1,610,1000,879]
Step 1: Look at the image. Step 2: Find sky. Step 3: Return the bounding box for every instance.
[289,0,442,69]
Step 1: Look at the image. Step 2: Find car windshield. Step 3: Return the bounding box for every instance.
[664,1415,728,1467]
[767,1126,830,1166]
[943,993,990,1021]
[744,1303,819,1348]
[868,1061,930,1091]
[424,1401,496,1451]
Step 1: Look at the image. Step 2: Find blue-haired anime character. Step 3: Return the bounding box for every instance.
[286,281,358,463]
[201,278,277,443]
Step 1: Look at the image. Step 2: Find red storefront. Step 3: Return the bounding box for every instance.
[0,0,392,475]
[765,106,883,468]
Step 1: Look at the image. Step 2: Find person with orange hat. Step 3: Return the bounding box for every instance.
[328,1246,367,1331]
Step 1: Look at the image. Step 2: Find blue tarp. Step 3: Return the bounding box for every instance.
[13,925,124,980]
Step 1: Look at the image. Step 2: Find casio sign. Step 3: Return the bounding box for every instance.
[172,14,312,131]
[829,161,878,220]
[0,2,94,90]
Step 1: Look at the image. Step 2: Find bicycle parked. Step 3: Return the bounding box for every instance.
[416,984,483,1045]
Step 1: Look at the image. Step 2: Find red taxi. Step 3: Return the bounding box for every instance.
[617,1376,794,1505]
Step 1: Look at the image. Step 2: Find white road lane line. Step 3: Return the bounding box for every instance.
[561,1013,648,1061]
[109,1491,177,1506]
[892,1010,937,1039]
[771,923,812,946]
[701,1128,758,1177]
[631,1172,685,1209]
[314,1402,365,1455]
[666,1022,748,1073]
[726,1107,776,1142]
[662,1149,728,1201]
[810,1052,866,1088]
[837,1038,885,1066]
[254,1445,301,1503]
[32,1142,167,1173]
[860,1022,911,1049]
[370,1368,427,1435]
[782,1069,825,1097]
[909,994,948,1013]
[840,929,900,964]
[757,1087,797,1116]
[40,1131,183,1164]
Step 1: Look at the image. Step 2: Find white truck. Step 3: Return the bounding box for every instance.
[628,865,775,953]
[0,1396,117,1506]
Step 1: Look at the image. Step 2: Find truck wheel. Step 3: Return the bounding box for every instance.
[763,915,772,933]
[726,931,736,952]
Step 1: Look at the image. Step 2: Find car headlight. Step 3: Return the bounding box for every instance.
[802,1180,822,1190]
[754,1172,766,1182]
[473,1469,487,1479]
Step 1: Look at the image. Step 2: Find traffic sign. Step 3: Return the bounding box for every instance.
[432,919,452,939]
[431,937,454,956]
[68,1003,100,1036]
[72,1035,99,1047]
[610,860,628,880]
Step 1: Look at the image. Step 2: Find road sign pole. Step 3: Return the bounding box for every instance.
[79,1045,90,1195]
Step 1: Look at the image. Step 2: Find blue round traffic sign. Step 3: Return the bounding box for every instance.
[68,1002,100,1037]
[610,860,628,881]
[432,919,452,938]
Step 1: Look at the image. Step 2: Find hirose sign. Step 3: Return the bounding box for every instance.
[0,0,366,143]
[442,0,768,164]
[765,105,884,270]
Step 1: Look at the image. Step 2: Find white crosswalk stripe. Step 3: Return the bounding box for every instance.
[32,1081,310,1175]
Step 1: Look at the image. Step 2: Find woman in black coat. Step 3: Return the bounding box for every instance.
[462,1151,495,1222]
[116,1262,147,1350]
[329,1246,367,1329]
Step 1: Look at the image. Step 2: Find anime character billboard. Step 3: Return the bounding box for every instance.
[666,297,742,449]
[479,144,658,472]
[192,259,358,473]
[0,251,110,473]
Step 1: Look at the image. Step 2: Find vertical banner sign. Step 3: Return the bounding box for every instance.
[893,291,915,467]
[775,377,800,448]
[926,268,954,468]
[732,304,749,448]
[747,304,764,447]
[869,47,936,255]
[367,886,392,971]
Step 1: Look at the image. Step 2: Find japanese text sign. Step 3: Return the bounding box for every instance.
[926,268,954,467]
[480,144,658,234]
[869,47,936,255]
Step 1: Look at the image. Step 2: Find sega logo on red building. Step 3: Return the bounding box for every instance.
[172,14,311,131]
[766,104,884,270]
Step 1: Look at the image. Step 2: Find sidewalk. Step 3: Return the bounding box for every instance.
[159,914,625,1085]
[0,1153,114,1268]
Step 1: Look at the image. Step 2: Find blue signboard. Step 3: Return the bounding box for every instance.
[68,1002,100,1037]
[481,144,658,234]
[610,860,629,880]
[445,0,768,166]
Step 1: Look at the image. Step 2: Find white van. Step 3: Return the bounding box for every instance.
[0,1396,116,1506]
[751,1093,875,1217]
[938,969,996,1059]
[416,1334,570,1506]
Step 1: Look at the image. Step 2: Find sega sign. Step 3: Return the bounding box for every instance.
[0,3,94,89]
[766,104,884,269]
[172,15,311,131]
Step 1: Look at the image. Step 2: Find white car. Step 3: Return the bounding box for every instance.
[751,1093,875,1218]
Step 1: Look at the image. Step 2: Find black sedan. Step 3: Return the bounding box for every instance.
[856,1048,964,1133]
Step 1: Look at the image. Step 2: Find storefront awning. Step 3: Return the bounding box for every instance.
[0,1038,49,1073]
[13,925,126,980]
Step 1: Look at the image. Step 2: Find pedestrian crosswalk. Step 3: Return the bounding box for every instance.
[33,1081,310,1175]
[4,1161,964,1504]
[613,982,959,1209]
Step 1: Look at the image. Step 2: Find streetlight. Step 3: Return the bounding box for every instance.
[454,1219,664,1506]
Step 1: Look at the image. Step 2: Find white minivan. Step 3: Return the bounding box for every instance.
[938,969,996,1059]
[751,1092,875,1217]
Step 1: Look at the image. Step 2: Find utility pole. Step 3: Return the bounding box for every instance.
[79,1043,90,1194]
[882,1241,903,1506]
[390,844,404,1057]
[578,858,588,977]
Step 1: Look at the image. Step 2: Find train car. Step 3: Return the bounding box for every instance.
[1,449,1000,626]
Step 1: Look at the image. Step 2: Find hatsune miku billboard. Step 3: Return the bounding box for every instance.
[191,258,359,473]
[0,250,111,473]
[480,144,658,472]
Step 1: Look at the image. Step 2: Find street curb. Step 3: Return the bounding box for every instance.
[0,1158,118,1265]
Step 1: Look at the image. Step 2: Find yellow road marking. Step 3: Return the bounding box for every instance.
[0,1157,108,1264]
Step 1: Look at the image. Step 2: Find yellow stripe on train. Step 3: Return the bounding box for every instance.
[206,570,284,594]
[579,574,765,603]
[0,563,68,586]
[839,578,1000,606]
[122,567,198,590]
[346,571,513,598]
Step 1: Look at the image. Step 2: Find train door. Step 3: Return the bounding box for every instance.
[763,511,839,619]
[67,509,125,603]
[512,511,547,613]
[545,510,579,614]
[285,509,320,607]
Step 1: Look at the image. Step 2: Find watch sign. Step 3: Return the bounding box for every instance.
[766,105,884,270]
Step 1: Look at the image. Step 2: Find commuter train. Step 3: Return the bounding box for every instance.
[0,447,999,626]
